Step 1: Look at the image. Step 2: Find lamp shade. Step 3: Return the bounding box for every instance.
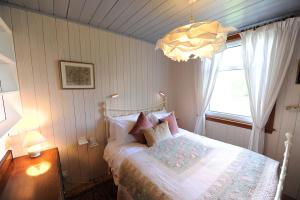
[23,131,46,148]
[156,21,235,62]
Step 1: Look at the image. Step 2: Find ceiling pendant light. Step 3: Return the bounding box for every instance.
[155,1,235,62]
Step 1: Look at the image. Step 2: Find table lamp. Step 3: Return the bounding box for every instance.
[23,130,46,158]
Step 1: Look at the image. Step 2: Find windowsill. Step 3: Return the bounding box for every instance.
[206,111,252,123]
[205,111,252,130]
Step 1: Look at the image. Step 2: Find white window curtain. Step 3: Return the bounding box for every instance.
[194,53,223,135]
[241,17,300,153]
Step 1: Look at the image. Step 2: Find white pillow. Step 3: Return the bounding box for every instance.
[155,112,172,119]
[146,113,158,125]
[112,113,139,121]
[150,110,172,123]
[151,108,167,115]
[108,117,137,144]
[107,113,139,141]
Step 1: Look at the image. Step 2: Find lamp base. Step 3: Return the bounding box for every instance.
[28,151,41,158]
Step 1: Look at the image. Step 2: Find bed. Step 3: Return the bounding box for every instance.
[103,102,291,200]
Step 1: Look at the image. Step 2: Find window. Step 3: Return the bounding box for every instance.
[208,41,252,122]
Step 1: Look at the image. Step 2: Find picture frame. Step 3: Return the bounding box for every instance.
[59,61,95,89]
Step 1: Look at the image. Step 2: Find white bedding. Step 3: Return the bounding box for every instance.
[104,128,279,200]
[104,140,146,184]
[104,128,253,184]
[104,128,187,184]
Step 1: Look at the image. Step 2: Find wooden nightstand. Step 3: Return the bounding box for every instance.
[0,148,64,200]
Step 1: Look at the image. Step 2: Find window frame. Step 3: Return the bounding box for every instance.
[205,113,252,130]
[205,34,275,134]
[206,104,276,133]
[206,110,252,124]
[208,36,251,122]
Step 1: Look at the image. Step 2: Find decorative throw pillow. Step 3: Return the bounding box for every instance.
[142,121,172,147]
[159,112,179,134]
[129,112,153,144]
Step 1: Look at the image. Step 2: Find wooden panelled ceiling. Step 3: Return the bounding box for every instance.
[2,0,300,43]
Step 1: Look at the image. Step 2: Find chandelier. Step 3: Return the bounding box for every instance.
[155,0,235,62]
[156,20,235,62]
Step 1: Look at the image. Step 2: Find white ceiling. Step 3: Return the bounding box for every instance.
[2,0,300,43]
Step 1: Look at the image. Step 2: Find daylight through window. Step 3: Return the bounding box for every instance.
[208,43,251,121]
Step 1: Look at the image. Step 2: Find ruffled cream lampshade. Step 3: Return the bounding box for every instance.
[23,130,47,158]
[156,21,235,62]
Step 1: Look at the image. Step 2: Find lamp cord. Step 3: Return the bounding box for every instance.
[189,0,196,23]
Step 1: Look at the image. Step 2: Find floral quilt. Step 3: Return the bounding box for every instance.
[119,135,279,200]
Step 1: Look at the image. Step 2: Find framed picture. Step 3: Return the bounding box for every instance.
[297,59,300,84]
[59,61,95,89]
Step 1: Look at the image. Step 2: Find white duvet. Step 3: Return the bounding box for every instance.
[103,128,279,200]
[103,128,190,183]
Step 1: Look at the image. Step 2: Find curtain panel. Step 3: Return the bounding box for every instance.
[240,17,300,153]
[194,53,223,135]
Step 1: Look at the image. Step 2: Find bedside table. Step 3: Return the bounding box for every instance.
[0,148,64,200]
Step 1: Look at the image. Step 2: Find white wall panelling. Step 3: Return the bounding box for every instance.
[168,60,197,131]
[0,5,172,188]
[206,121,251,148]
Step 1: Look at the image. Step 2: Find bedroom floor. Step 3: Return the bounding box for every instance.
[66,180,117,200]
[65,179,297,200]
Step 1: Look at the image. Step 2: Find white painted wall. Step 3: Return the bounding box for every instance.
[0,5,172,188]
[169,60,197,131]
[206,121,251,148]
[170,33,300,199]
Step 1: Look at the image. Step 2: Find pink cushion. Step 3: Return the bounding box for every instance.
[160,112,179,134]
[129,112,153,144]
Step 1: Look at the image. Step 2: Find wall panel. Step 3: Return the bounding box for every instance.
[42,15,70,179]
[0,5,171,188]
[55,18,81,182]
[206,121,251,148]
[27,12,55,147]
